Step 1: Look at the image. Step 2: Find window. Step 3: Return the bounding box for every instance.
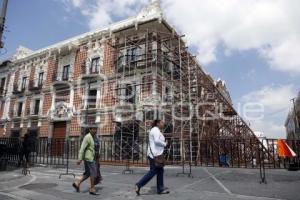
[21,77,27,90]
[38,72,44,87]
[33,99,40,115]
[117,84,136,104]
[125,84,135,103]
[144,110,155,121]
[17,102,23,117]
[90,57,100,74]
[0,77,5,95]
[0,77,5,88]
[87,89,97,109]
[164,86,172,103]
[173,65,181,80]
[126,48,137,62]
[62,65,70,81]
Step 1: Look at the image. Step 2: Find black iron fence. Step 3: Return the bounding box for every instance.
[0,137,299,170]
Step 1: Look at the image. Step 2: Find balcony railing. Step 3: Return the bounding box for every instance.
[0,87,6,97]
[27,107,40,116]
[12,84,25,94]
[81,64,101,80]
[29,80,43,91]
[52,72,70,82]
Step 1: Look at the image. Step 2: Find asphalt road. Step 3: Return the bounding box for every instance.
[0,165,299,200]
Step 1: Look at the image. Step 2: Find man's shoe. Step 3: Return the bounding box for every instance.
[135,184,141,196]
[72,183,80,192]
[158,190,170,195]
[89,188,99,195]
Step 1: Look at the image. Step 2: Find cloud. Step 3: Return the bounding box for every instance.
[62,0,148,29]
[251,120,285,139]
[161,0,300,74]
[242,84,295,111]
[58,0,300,74]
[240,84,296,138]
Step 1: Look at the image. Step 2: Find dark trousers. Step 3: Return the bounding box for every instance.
[18,151,29,166]
[136,156,164,193]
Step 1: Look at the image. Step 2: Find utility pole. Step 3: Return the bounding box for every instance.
[0,0,8,48]
[291,98,299,139]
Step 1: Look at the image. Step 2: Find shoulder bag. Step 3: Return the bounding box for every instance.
[149,145,166,168]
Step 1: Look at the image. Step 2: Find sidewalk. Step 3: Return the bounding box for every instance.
[0,165,299,200]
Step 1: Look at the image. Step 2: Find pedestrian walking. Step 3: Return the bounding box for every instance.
[135,120,170,195]
[93,133,102,185]
[72,127,98,195]
[18,133,30,167]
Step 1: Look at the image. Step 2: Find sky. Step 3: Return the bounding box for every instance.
[1,0,299,138]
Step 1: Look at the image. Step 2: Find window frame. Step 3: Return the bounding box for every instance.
[21,76,27,91]
[62,65,70,81]
[33,99,40,115]
[38,72,44,87]
[17,102,23,117]
[90,57,100,74]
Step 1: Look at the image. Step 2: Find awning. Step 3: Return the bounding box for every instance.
[277,139,297,158]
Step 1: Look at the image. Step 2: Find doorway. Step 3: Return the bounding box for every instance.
[52,122,67,156]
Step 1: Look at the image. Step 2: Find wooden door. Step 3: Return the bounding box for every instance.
[52,122,66,156]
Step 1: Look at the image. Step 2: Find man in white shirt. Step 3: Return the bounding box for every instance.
[135,120,170,195]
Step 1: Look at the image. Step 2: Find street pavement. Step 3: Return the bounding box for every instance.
[0,164,299,200]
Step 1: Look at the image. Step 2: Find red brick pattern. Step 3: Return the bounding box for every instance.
[100,113,115,135]
[42,94,52,115]
[14,70,20,86]
[140,75,152,101]
[25,97,31,116]
[0,128,4,137]
[29,65,36,86]
[9,99,15,119]
[73,46,87,80]
[102,41,116,76]
[39,120,49,137]
[70,117,81,136]
[100,82,116,108]
[45,56,58,87]
[73,88,84,110]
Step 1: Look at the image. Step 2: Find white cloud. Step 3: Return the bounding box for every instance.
[242,84,295,111]
[62,0,148,29]
[59,0,300,74]
[70,0,84,8]
[161,0,300,73]
[251,120,285,139]
[240,84,296,138]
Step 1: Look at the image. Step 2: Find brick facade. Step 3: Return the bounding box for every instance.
[0,10,194,140]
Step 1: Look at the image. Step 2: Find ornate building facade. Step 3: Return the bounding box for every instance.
[0,1,256,144]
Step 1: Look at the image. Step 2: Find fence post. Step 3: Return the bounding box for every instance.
[176,140,193,178]
[259,140,267,184]
[59,138,75,179]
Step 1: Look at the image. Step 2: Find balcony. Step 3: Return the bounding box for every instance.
[163,95,173,104]
[52,72,71,87]
[29,80,43,92]
[12,109,22,119]
[27,107,40,119]
[12,84,25,95]
[0,87,6,98]
[116,53,148,74]
[81,64,102,80]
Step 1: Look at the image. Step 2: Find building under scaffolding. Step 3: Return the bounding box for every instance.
[0,1,264,164]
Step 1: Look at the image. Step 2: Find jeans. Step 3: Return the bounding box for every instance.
[136,156,164,193]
